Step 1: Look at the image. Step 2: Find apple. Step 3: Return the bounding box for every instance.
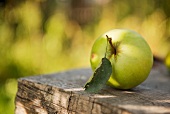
[90,29,153,89]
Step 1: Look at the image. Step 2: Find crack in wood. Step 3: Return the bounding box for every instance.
[90,97,95,114]
[67,91,72,114]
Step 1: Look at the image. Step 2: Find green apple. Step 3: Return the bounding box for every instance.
[90,29,153,89]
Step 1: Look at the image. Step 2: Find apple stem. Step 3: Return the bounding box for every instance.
[106,35,117,55]
[105,36,109,58]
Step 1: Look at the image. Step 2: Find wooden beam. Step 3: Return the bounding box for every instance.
[15,62,170,114]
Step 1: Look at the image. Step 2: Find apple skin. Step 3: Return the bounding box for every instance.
[90,29,153,89]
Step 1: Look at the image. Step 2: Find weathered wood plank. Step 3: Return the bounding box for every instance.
[15,62,170,114]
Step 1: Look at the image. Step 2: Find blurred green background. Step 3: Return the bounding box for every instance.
[0,0,170,113]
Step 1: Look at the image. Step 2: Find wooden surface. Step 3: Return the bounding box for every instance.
[15,62,170,114]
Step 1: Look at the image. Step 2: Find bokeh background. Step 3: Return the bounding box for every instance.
[0,0,170,113]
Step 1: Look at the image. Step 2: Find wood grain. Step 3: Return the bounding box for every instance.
[15,62,170,114]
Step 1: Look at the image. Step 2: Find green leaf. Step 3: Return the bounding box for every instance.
[84,57,112,93]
